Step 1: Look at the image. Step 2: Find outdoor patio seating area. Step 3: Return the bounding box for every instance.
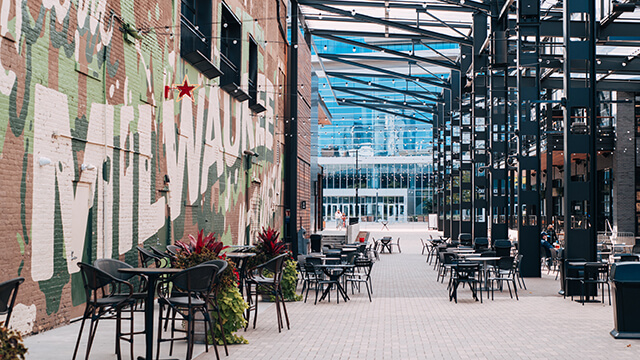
[20,224,640,359]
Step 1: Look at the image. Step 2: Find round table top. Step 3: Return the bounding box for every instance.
[118,267,182,275]
[225,252,256,259]
[465,256,501,261]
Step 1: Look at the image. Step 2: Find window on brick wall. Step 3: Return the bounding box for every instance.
[248,37,265,113]
[180,0,222,79]
[220,2,248,101]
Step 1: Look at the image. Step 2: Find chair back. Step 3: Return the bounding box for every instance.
[441,252,457,265]
[619,254,640,262]
[494,239,512,257]
[454,263,479,279]
[171,264,219,295]
[201,259,228,278]
[94,258,134,281]
[0,277,25,328]
[458,233,472,247]
[354,258,373,276]
[632,244,640,255]
[77,262,133,307]
[137,246,163,267]
[497,256,515,272]
[473,237,489,251]
[166,245,180,256]
[305,256,324,266]
[584,262,608,280]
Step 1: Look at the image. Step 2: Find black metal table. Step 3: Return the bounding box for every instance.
[118,267,181,360]
[315,264,354,303]
[380,237,393,253]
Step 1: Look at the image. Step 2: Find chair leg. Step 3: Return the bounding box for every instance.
[279,287,290,330]
[203,310,220,360]
[215,305,229,356]
[72,307,90,360]
[85,316,100,360]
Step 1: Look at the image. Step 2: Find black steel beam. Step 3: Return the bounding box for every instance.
[338,98,433,123]
[320,54,451,89]
[333,87,436,114]
[314,35,459,70]
[326,72,443,103]
[299,2,474,46]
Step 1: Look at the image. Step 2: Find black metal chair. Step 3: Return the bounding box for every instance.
[0,277,24,329]
[487,256,518,300]
[245,253,290,332]
[346,258,374,302]
[618,254,640,262]
[514,254,527,289]
[580,262,610,306]
[73,263,135,360]
[473,237,489,252]
[564,258,586,301]
[437,252,457,284]
[137,245,164,268]
[388,237,402,253]
[449,263,482,303]
[156,264,220,360]
[201,259,230,356]
[166,245,180,257]
[493,239,512,258]
[458,233,472,247]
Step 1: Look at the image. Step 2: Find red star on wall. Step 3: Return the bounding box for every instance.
[173,75,199,101]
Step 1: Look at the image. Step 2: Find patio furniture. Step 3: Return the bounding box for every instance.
[73,263,135,360]
[137,245,164,268]
[388,237,402,253]
[564,259,587,301]
[117,266,182,360]
[315,264,354,303]
[437,252,457,284]
[420,238,429,255]
[617,254,640,262]
[379,237,393,253]
[156,264,221,360]
[514,254,527,289]
[487,256,518,300]
[302,261,323,304]
[245,253,290,332]
[449,263,482,303]
[473,237,489,252]
[493,239,512,258]
[346,258,374,302]
[458,233,472,247]
[201,260,230,356]
[580,262,610,306]
[0,277,24,329]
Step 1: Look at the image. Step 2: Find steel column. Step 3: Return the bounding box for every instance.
[517,0,542,277]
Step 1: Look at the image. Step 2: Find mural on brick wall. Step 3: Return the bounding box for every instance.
[0,0,284,333]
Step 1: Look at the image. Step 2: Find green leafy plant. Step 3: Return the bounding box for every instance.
[281,259,303,302]
[0,323,27,360]
[211,285,249,345]
[173,230,248,345]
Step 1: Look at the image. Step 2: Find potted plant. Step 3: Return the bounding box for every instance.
[173,230,249,345]
[250,226,302,302]
[0,323,27,360]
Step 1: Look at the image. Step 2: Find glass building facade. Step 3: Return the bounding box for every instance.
[313,39,456,223]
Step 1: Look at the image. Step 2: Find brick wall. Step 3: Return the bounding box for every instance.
[0,0,286,334]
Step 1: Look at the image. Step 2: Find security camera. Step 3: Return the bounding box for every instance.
[243,150,259,157]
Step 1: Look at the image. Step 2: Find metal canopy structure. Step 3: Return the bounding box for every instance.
[297,0,640,278]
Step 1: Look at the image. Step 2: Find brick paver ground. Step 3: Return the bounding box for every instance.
[208,224,640,360]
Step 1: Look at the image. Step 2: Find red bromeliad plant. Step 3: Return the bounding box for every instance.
[250,226,288,267]
[173,230,229,269]
[257,226,286,257]
[177,229,227,256]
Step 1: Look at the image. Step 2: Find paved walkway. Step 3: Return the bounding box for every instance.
[23,223,640,359]
[211,224,640,360]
